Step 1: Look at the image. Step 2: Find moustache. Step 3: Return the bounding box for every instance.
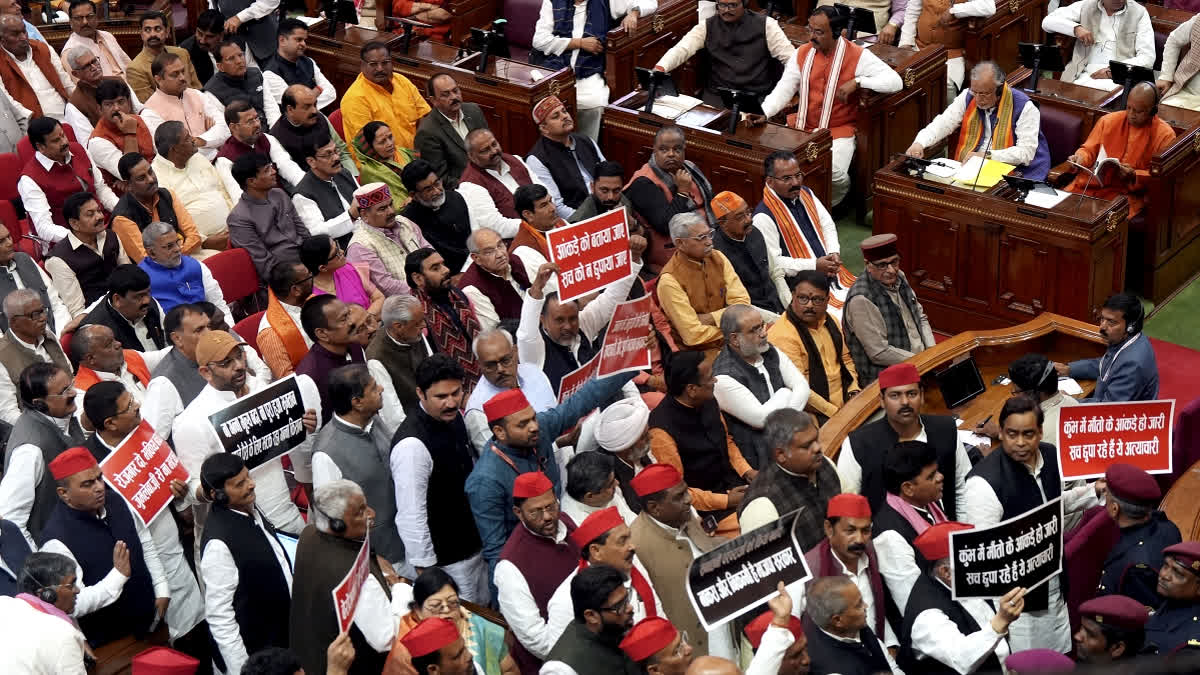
[898,406,914,415]
[847,543,867,553]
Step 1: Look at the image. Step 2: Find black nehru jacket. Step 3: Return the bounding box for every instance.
[848,414,960,521]
[802,613,891,675]
[899,574,1001,675]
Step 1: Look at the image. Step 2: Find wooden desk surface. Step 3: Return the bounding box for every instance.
[604,0,701,99]
[820,313,1106,457]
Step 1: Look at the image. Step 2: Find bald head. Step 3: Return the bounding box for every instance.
[282,83,320,126]
[1126,81,1158,128]
[686,656,742,675]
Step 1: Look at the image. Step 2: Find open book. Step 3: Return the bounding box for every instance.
[1068,146,1124,188]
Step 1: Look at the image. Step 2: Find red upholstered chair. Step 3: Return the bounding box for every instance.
[233,310,265,358]
[0,200,37,260]
[0,152,22,200]
[1163,395,1200,493]
[202,248,262,317]
[329,109,345,142]
[1064,504,1121,633]
[502,0,542,62]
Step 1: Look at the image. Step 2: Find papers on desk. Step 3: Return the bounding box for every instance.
[1023,187,1071,209]
[1058,377,1084,396]
[954,156,1016,190]
[646,94,704,120]
[297,15,322,26]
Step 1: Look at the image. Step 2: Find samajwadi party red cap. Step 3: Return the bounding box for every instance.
[401,617,461,657]
[743,610,804,649]
[913,521,974,562]
[826,493,871,520]
[513,472,554,499]
[570,506,623,549]
[1078,594,1150,632]
[620,617,678,662]
[1105,463,1161,505]
[49,447,99,480]
[630,463,683,497]
[483,389,532,424]
[131,646,200,674]
[877,363,920,390]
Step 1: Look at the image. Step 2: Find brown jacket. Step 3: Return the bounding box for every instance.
[0,40,69,117]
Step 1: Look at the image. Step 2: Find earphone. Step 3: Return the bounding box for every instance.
[1126,300,1145,335]
[200,475,229,506]
[22,569,59,604]
[312,502,346,534]
[1038,360,1056,388]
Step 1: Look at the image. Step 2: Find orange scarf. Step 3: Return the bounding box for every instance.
[90,115,156,164]
[515,221,552,259]
[265,289,309,366]
[954,84,1016,163]
[75,350,152,392]
[762,186,855,306]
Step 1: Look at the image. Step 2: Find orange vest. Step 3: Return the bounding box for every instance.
[0,40,69,117]
[789,41,863,140]
[75,350,151,392]
[625,163,705,271]
[917,0,966,58]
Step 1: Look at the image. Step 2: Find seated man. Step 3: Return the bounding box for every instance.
[625,126,716,271]
[258,261,315,379]
[366,294,430,431]
[1096,464,1180,609]
[227,153,311,280]
[1043,0,1153,91]
[18,117,117,244]
[1145,542,1200,654]
[179,9,222,85]
[462,327,556,452]
[295,295,365,424]
[1074,595,1150,666]
[656,212,752,353]
[711,191,784,316]
[62,47,132,142]
[138,303,213,440]
[138,221,231,316]
[459,128,542,232]
[341,40,429,165]
[1157,14,1200,110]
[0,224,72,336]
[767,270,860,424]
[900,0,995,98]
[84,79,155,186]
[0,14,73,121]
[0,289,74,424]
[527,96,607,219]
[654,0,793,107]
[399,160,472,273]
[260,18,337,127]
[756,7,901,207]
[140,50,227,162]
[803,576,893,674]
[906,61,1051,181]
[152,121,233,252]
[270,84,355,175]
[294,133,361,248]
[203,38,267,124]
[110,152,205,263]
[457,228,530,332]
[595,399,654,515]
[842,233,934,385]
[346,183,429,297]
[45,192,129,318]
[1063,82,1176,219]
[215,99,305,200]
[71,326,151,407]
[126,11,202,105]
[569,160,637,225]
[1053,292,1158,401]
[78,264,168,353]
[61,0,132,79]
[414,73,488,189]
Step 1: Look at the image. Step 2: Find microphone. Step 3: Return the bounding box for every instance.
[1070,158,1098,218]
[968,92,999,191]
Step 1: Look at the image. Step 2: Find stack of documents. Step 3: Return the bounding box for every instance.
[647,94,703,120]
[954,156,1016,190]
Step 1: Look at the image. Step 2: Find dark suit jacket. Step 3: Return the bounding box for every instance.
[179,36,216,86]
[414,102,488,190]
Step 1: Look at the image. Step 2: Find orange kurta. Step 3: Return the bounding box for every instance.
[789,41,863,139]
[1066,111,1176,217]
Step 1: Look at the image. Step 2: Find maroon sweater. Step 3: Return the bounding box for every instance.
[499,514,580,675]
[459,154,533,219]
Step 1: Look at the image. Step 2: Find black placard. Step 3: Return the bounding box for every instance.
[950,497,1063,600]
[207,375,306,470]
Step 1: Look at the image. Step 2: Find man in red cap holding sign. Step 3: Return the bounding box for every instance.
[742,584,810,675]
[402,616,477,675]
[900,521,1024,674]
[493,471,582,675]
[628,464,732,661]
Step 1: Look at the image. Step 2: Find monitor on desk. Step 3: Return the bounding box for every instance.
[937,356,987,409]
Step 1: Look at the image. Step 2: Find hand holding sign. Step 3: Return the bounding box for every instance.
[991,587,1026,634]
[767,581,793,624]
[530,263,559,300]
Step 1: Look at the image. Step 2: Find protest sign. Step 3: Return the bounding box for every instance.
[547,209,633,302]
[558,354,600,404]
[597,296,652,377]
[332,534,372,633]
[99,420,189,527]
[950,498,1063,600]
[686,509,813,631]
[1058,400,1174,480]
[208,375,307,470]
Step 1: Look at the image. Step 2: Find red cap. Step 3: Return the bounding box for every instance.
[513,472,554,499]
[619,617,678,662]
[878,363,920,390]
[743,610,804,649]
[483,389,532,423]
[1005,648,1075,672]
[826,493,871,520]
[630,464,683,497]
[49,447,99,481]
[1105,463,1161,505]
[1163,541,1200,574]
[1078,594,1151,631]
[132,647,200,674]
[913,521,974,561]
[570,506,624,549]
[401,617,461,658]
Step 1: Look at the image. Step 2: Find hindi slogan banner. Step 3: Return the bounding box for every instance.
[546,209,633,303]
[208,375,307,470]
[597,296,652,377]
[686,509,813,631]
[332,534,372,633]
[99,419,189,527]
[1057,400,1174,480]
[950,498,1063,600]
[557,354,600,404]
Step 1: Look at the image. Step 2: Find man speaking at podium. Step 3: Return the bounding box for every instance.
[905,62,1051,181]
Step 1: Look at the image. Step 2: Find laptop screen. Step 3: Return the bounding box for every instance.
[937,357,986,409]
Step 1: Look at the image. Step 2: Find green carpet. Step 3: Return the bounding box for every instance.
[835,212,872,277]
[1146,275,1200,351]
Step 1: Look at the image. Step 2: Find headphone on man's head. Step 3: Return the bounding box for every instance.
[1127,301,1145,334]
[22,569,59,604]
[313,502,346,534]
[200,474,229,506]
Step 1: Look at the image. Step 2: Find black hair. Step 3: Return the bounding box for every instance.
[82,380,126,432]
[882,440,938,495]
[300,293,340,343]
[999,394,1045,428]
[414,353,465,392]
[269,260,306,297]
[94,78,130,106]
[329,364,372,416]
[241,648,304,675]
[62,191,97,223]
[360,40,390,60]
[281,86,302,111]
[401,158,437,192]
[565,451,614,502]
[571,564,626,623]
[792,270,830,294]
[299,234,335,275]
[117,151,148,181]
[1008,353,1057,396]
[361,120,390,148]
[150,50,181,78]
[593,160,624,179]
[28,117,61,150]
[196,8,224,33]
[68,323,103,366]
[405,248,440,290]
[763,149,796,177]
[300,129,335,163]
[200,452,245,497]
[426,72,456,97]
[811,5,848,33]
[153,120,187,157]
[1104,292,1145,335]
[665,350,706,397]
[514,183,549,219]
[277,17,309,39]
[139,10,166,27]
[1093,620,1146,657]
[67,0,95,15]
[231,153,272,189]
[412,649,442,675]
[18,362,64,407]
[224,97,255,126]
[164,302,206,342]
[107,264,151,297]
[411,566,460,609]
[195,300,219,320]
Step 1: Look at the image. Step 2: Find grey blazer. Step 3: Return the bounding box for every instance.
[414,102,489,190]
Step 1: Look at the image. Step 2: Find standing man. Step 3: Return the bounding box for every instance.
[900,0,996,98]
[261,18,336,120]
[214,0,280,67]
[141,303,213,440]
[542,565,641,675]
[1157,13,1200,110]
[710,192,784,316]
[203,39,268,124]
[459,128,542,227]
[406,247,481,395]
[457,228,531,333]
[1095,463,1180,609]
[61,0,131,79]
[366,294,430,432]
[257,261,315,379]
[227,153,312,280]
[463,328,556,452]
[527,95,606,219]
[0,14,73,120]
[1054,292,1158,402]
[625,127,715,271]
[125,11,202,106]
[341,41,429,164]
[179,9,223,86]
[842,233,934,385]
[802,576,893,674]
[296,295,365,423]
[1043,0,1153,90]
[414,72,488,189]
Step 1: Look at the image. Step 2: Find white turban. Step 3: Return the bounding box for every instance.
[595,398,650,452]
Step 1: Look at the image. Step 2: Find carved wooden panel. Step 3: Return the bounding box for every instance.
[997,232,1051,317]
[960,221,999,309]
[909,211,958,297]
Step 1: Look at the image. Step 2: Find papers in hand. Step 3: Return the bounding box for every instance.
[646,94,703,120]
[954,156,1016,190]
[1069,146,1124,187]
[1058,377,1084,396]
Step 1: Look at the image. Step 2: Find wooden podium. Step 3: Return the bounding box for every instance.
[604,0,703,99]
[873,157,1129,335]
[602,90,834,207]
[819,312,1105,457]
[39,16,150,55]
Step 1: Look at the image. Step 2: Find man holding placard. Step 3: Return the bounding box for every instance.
[1096,463,1180,609]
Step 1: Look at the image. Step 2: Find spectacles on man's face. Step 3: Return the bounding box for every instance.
[47,379,76,399]
[70,11,96,22]
[599,593,632,613]
[74,57,101,71]
[673,632,690,658]
[416,178,443,196]
[685,228,716,243]
[793,294,828,306]
[14,307,48,322]
[292,273,315,288]
[481,351,516,373]
[771,170,804,183]
[869,256,901,271]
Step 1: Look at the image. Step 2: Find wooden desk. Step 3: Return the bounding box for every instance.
[446,0,500,44]
[964,0,1048,74]
[603,90,834,205]
[605,0,701,100]
[819,313,1105,457]
[873,157,1129,334]
[38,17,148,56]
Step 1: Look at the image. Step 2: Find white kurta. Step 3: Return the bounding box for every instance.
[1160,16,1200,110]
[1042,0,1154,91]
[545,557,663,646]
[899,0,996,93]
[152,153,235,240]
[909,580,1011,672]
[0,595,89,674]
[713,346,811,434]
[914,88,1043,167]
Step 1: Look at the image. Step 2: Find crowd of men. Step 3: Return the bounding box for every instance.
[0,0,1188,673]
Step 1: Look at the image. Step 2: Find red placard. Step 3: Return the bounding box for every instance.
[99,420,189,527]
[1057,400,1174,480]
[546,209,633,302]
[331,534,372,634]
[558,354,600,404]
[597,296,652,377]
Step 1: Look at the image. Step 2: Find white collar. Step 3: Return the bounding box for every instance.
[333,413,373,434]
[438,108,463,125]
[521,518,569,544]
[646,513,687,540]
[818,626,862,644]
[833,550,870,576]
[5,48,30,64]
[9,329,43,352]
[36,150,73,171]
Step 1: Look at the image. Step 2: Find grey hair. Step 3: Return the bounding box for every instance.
[2,288,41,319]
[718,304,756,338]
[806,576,855,629]
[668,212,706,240]
[472,327,514,358]
[764,408,814,454]
[380,294,422,327]
[467,227,502,254]
[64,46,92,70]
[141,221,177,252]
[312,479,364,533]
[19,552,77,596]
[1110,494,1152,521]
[970,60,1004,84]
[153,120,187,156]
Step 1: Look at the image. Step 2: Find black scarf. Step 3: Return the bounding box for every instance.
[648,155,716,224]
[528,133,602,210]
[788,307,853,423]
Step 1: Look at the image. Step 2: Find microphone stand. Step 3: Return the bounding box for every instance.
[967,101,998,191]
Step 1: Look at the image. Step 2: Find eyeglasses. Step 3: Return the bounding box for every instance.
[599,594,632,613]
[685,228,716,243]
[475,244,507,259]
[46,380,76,399]
[673,632,690,657]
[416,178,443,196]
[292,273,315,288]
[14,307,48,321]
[481,352,516,372]
[314,148,339,160]
[793,294,828,306]
[73,57,101,71]
[327,244,345,263]
[235,114,261,126]
[868,256,901,271]
[423,598,461,614]
[716,1,742,9]
[69,11,96,22]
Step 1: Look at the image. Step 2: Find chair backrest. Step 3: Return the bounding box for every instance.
[1038,105,1084,167]
[201,248,260,305]
[1160,457,1200,541]
[1064,504,1121,633]
[329,109,345,142]
[0,200,36,260]
[0,153,23,200]
[15,124,77,164]
[233,309,265,356]
[1163,395,1200,492]
[503,0,542,50]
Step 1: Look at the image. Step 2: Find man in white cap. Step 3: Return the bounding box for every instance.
[346,182,432,297]
[595,397,654,515]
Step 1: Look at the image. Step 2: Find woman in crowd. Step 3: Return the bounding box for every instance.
[300,234,385,315]
[353,121,417,211]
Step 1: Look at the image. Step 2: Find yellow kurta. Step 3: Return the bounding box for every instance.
[340,72,431,166]
[768,314,859,419]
